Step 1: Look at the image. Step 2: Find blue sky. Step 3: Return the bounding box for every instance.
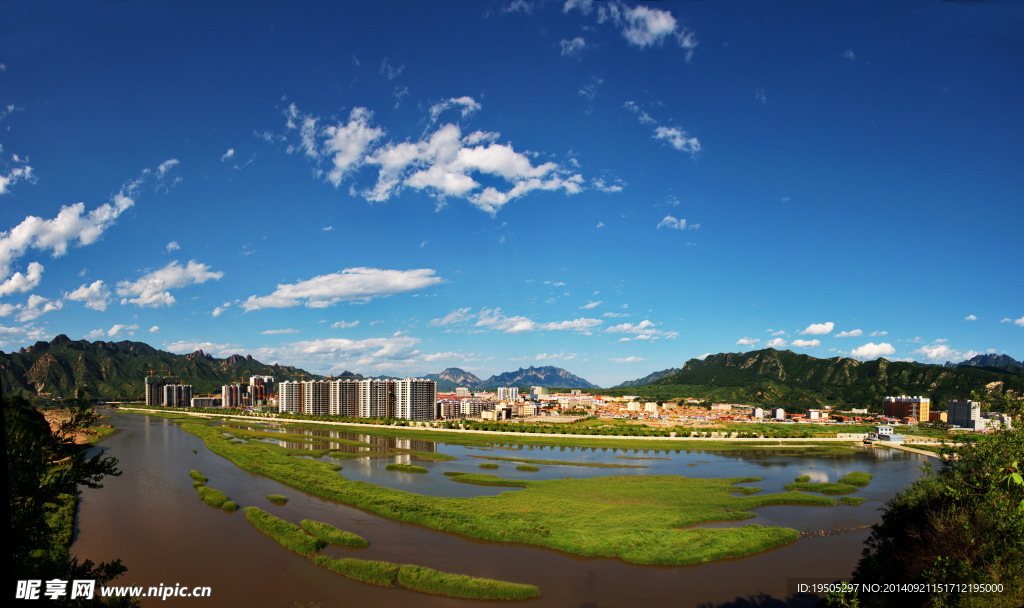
[1,0,1022,387]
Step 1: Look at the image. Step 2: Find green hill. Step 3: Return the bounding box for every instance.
[600,349,1024,411]
[0,335,315,401]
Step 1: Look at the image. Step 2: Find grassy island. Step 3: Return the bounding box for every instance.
[172,416,850,565]
[385,463,429,474]
[243,507,325,556]
[299,520,368,547]
[837,471,873,487]
[311,557,540,600]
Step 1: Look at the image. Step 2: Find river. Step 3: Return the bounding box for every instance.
[70,410,928,607]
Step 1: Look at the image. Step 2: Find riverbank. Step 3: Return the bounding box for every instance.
[144,411,875,567]
[120,407,865,453]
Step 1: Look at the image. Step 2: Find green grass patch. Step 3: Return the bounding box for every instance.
[311,556,399,587]
[516,465,540,472]
[837,471,873,487]
[299,520,368,547]
[196,485,233,509]
[449,474,528,488]
[838,497,866,506]
[243,507,325,556]
[616,456,671,460]
[443,471,466,477]
[783,482,858,495]
[385,463,429,474]
[173,416,846,566]
[222,501,239,512]
[397,564,541,600]
[266,494,289,504]
[794,475,811,483]
[189,469,208,484]
[478,462,499,470]
[470,455,643,469]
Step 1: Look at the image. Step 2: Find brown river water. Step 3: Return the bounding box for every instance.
[69,410,928,607]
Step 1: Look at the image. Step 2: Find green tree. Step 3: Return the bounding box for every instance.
[840,421,1024,608]
[4,395,129,604]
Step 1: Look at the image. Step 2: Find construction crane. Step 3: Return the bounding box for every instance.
[145,369,173,377]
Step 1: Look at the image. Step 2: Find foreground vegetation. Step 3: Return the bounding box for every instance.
[385,463,428,474]
[299,520,368,547]
[172,415,854,565]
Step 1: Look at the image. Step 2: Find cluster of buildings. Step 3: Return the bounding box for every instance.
[143,373,1012,432]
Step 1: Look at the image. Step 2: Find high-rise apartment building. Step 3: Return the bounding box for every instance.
[222,383,249,408]
[329,379,359,417]
[278,381,304,414]
[883,396,930,423]
[162,384,192,407]
[249,376,275,404]
[497,387,518,402]
[358,379,395,418]
[948,399,981,430]
[145,375,180,406]
[395,378,437,421]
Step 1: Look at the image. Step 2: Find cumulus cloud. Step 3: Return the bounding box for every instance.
[624,101,700,156]
[835,329,863,338]
[0,261,44,297]
[1000,317,1024,327]
[657,215,699,230]
[800,322,834,335]
[261,328,300,335]
[850,342,896,359]
[736,337,759,346]
[221,149,235,162]
[332,320,360,329]
[765,337,787,348]
[429,307,475,327]
[284,101,586,215]
[106,323,139,338]
[149,325,160,333]
[913,342,983,364]
[165,241,181,252]
[242,267,441,311]
[117,260,223,307]
[870,330,888,337]
[164,340,242,357]
[17,294,63,322]
[428,96,482,125]
[0,164,34,196]
[476,307,601,334]
[566,1,698,58]
[612,356,646,363]
[0,192,134,282]
[65,280,111,311]
[560,37,586,57]
[212,302,231,317]
[249,336,421,373]
[791,339,821,348]
[581,300,602,310]
[535,351,578,361]
[964,314,977,321]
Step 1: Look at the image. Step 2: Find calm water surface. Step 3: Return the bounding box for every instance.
[71,411,928,607]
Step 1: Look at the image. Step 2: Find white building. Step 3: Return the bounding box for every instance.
[497,386,519,402]
[395,378,437,421]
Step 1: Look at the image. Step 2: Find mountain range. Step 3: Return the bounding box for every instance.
[0,337,597,400]
[606,348,1024,410]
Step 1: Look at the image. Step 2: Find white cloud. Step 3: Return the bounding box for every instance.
[503,0,534,14]
[212,302,231,317]
[912,342,983,364]
[870,330,888,337]
[736,337,759,346]
[380,58,404,81]
[242,267,441,311]
[765,338,788,348]
[1000,317,1024,327]
[221,148,235,162]
[428,96,482,124]
[850,342,896,359]
[964,314,977,321]
[536,351,578,361]
[165,241,180,252]
[0,164,34,196]
[149,325,160,333]
[0,261,44,297]
[106,323,139,339]
[656,215,699,230]
[475,307,601,334]
[569,1,698,57]
[800,321,834,335]
[261,328,300,335]
[0,192,134,282]
[607,319,656,335]
[156,158,179,179]
[332,320,360,329]
[612,356,646,363]
[65,280,110,311]
[117,260,224,307]
[560,37,586,57]
[624,101,700,156]
[843,49,856,61]
[581,300,602,310]
[165,340,242,357]
[429,307,474,327]
[250,336,421,374]
[285,102,585,215]
[17,294,63,322]
[578,76,603,101]
[835,329,863,338]
[755,88,767,104]
[322,225,333,232]
[791,339,821,348]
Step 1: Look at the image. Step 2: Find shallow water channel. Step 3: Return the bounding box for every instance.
[71,411,928,607]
